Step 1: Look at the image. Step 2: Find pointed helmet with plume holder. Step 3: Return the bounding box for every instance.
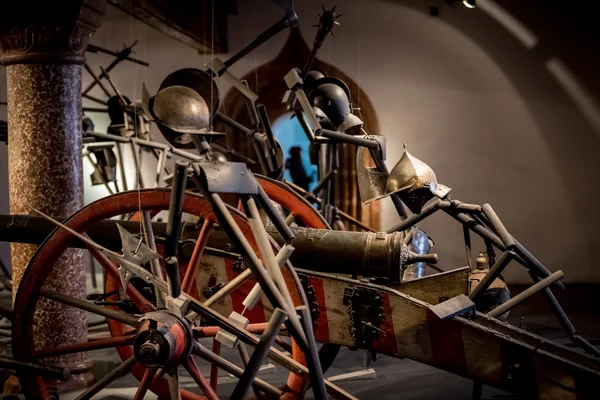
[387,148,451,213]
[357,144,451,213]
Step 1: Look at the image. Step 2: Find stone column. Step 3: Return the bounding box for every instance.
[0,0,106,389]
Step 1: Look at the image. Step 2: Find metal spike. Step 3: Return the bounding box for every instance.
[334,21,340,25]
[322,4,326,12]
[332,4,337,11]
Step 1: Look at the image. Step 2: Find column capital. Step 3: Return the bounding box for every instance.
[0,0,106,66]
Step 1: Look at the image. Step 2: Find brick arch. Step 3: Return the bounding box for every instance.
[215,27,380,231]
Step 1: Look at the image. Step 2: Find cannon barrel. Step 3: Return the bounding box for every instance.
[0,215,436,282]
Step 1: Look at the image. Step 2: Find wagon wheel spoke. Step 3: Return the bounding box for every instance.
[182,356,219,400]
[181,219,214,294]
[209,338,220,391]
[166,367,182,400]
[33,334,136,359]
[40,288,138,327]
[133,366,157,400]
[75,356,137,400]
[192,341,282,398]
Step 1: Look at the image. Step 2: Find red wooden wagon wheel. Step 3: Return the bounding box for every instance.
[12,176,339,399]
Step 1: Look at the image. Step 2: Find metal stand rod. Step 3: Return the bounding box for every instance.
[204,269,252,308]
[155,149,167,186]
[230,308,287,400]
[311,168,337,198]
[284,179,373,232]
[40,288,138,327]
[0,356,69,381]
[255,184,295,242]
[571,335,600,358]
[190,165,308,350]
[82,107,108,113]
[319,129,379,149]
[83,63,111,98]
[193,342,282,397]
[87,43,149,66]
[488,270,564,318]
[192,135,211,154]
[115,143,128,191]
[240,195,308,349]
[143,211,166,308]
[215,111,252,134]
[463,225,473,270]
[297,306,328,400]
[469,250,514,300]
[530,272,576,335]
[82,41,138,96]
[164,161,188,298]
[236,342,262,398]
[390,194,409,220]
[249,132,270,176]
[471,208,559,289]
[387,199,444,233]
[294,107,316,142]
[74,356,136,400]
[484,238,496,266]
[243,244,295,310]
[209,339,220,391]
[438,200,482,213]
[241,195,296,310]
[256,104,278,164]
[223,17,293,71]
[481,204,516,249]
[83,93,108,105]
[446,210,565,290]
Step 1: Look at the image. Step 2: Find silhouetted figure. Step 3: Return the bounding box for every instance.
[286,146,312,191]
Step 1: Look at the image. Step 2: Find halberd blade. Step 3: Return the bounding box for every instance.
[116,224,161,266]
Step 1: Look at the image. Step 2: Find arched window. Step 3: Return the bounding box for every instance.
[272,113,318,192]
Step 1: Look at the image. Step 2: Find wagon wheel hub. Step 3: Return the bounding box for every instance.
[133,311,193,368]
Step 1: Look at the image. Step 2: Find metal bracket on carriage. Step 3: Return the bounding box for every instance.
[429,294,475,320]
[215,311,250,348]
[297,273,320,328]
[194,161,259,194]
[343,286,386,350]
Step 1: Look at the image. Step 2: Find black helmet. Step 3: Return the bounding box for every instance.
[308,76,363,135]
